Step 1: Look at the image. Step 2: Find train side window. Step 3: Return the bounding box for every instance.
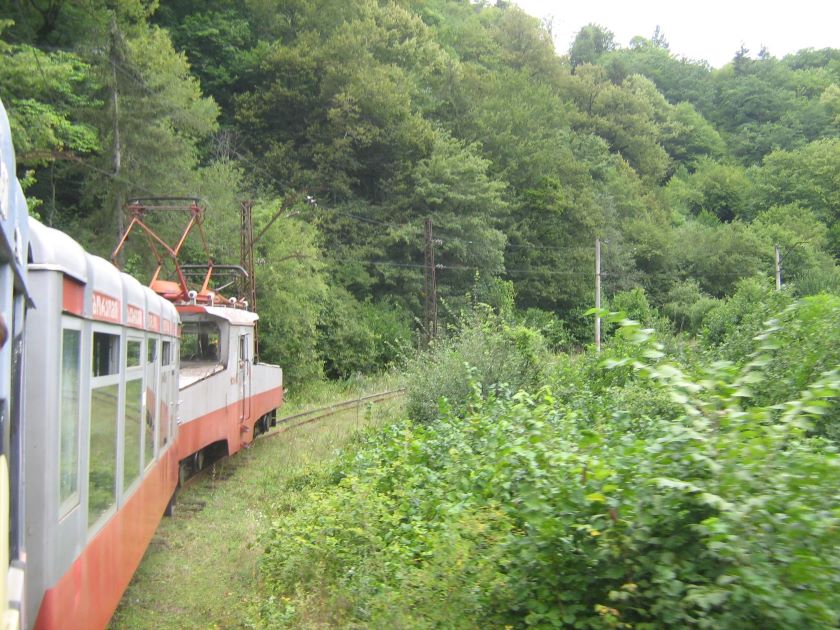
[144,338,158,467]
[123,378,142,491]
[59,328,82,516]
[123,337,143,492]
[89,330,120,527]
[239,334,247,362]
[126,340,142,368]
[158,340,172,448]
[92,332,120,376]
[89,381,118,525]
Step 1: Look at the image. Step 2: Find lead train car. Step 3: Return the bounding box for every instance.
[177,304,282,469]
[23,220,181,629]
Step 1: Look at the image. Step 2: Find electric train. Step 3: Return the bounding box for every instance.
[0,97,284,629]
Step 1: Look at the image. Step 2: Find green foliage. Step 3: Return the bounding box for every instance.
[404,306,549,424]
[701,277,793,357]
[666,158,752,221]
[254,210,328,387]
[750,139,840,228]
[0,31,101,162]
[672,221,768,297]
[720,294,840,440]
[660,280,719,333]
[317,288,412,379]
[254,316,840,629]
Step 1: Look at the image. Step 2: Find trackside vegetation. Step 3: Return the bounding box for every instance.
[252,295,840,629]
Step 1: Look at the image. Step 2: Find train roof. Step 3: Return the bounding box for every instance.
[28,218,179,333]
[177,304,258,326]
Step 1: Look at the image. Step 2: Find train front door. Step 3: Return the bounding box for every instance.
[238,332,251,423]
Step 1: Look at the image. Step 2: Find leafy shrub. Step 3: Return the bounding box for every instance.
[317,288,413,379]
[660,279,719,334]
[404,306,549,424]
[254,319,840,629]
[746,294,840,440]
[701,276,792,358]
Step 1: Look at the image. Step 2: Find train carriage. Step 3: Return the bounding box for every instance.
[0,95,284,629]
[177,304,282,471]
[0,97,30,630]
[23,220,181,630]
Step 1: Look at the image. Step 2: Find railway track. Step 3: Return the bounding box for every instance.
[179,388,406,489]
[268,387,407,435]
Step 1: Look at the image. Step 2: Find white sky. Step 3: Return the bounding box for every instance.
[513,0,840,68]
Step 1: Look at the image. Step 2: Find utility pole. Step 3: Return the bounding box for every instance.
[595,237,601,352]
[240,200,258,357]
[424,218,438,344]
[109,19,124,255]
[774,244,782,291]
[240,200,256,309]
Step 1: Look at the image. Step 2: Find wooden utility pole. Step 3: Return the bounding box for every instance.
[595,237,601,352]
[424,218,438,344]
[240,200,258,357]
[110,20,124,252]
[774,244,782,291]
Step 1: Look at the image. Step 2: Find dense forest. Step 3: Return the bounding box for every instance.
[6,2,840,627]
[3,0,839,385]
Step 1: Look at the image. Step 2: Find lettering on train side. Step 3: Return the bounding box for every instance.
[127,305,144,329]
[92,292,121,323]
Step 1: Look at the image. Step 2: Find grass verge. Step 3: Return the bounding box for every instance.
[110,393,404,629]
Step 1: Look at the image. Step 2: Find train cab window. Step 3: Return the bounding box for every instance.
[59,328,81,515]
[92,332,120,376]
[161,341,171,367]
[181,322,222,364]
[89,330,120,527]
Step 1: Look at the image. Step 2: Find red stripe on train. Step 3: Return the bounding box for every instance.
[33,447,179,630]
[33,385,282,630]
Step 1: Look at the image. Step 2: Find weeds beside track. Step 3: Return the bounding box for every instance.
[111,391,404,629]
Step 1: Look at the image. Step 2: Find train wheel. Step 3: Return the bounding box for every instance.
[193,450,205,472]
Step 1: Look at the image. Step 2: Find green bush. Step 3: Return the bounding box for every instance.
[746,294,840,440]
[701,276,792,359]
[404,306,549,424]
[317,288,413,379]
[660,279,719,334]
[254,318,840,629]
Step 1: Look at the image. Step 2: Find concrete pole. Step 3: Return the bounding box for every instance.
[775,245,782,291]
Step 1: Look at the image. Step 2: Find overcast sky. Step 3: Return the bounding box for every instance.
[513,0,840,68]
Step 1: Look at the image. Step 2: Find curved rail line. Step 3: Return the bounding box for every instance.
[269,388,407,435]
[178,388,406,490]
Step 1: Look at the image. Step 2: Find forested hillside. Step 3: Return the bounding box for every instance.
[2,0,840,384]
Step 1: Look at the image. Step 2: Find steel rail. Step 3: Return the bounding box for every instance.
[177,388,406,490]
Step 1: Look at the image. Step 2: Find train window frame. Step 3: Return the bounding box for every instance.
[122,334,144,496]
[87,324,122,533]
[180,321,224,366]
[158,339,176,450]
[144,335,159,470]
[58,318,83,520]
